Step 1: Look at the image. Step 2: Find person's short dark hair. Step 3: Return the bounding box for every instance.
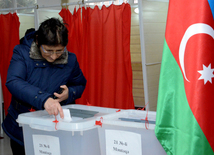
[35,18,68,47]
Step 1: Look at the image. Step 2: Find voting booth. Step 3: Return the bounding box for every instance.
[97,110,167,155]
[17,104,120,155]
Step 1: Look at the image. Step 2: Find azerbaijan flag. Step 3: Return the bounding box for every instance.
[155,0,214,154]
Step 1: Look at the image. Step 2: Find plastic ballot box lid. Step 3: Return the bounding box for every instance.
[17,104,120,131]
[96,109,156,129]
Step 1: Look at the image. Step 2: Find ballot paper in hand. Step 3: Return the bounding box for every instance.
[56,109,72,122]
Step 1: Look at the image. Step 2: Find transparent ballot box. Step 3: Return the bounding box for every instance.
[97,110,167,155]
[17,104,119,155]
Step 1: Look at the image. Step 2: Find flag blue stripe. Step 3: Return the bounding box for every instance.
[208,0,214,19]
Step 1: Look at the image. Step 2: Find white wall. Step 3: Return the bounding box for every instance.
[19,14,35,39]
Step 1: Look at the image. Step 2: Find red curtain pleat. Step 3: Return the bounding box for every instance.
[59,8,83,60]
[0,13,20,115]
[60,3,134,109]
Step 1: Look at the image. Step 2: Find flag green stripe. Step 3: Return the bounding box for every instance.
[155,40,213,155]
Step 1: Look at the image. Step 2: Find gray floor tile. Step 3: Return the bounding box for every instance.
[0,129,13,155]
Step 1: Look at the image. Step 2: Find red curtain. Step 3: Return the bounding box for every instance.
[60,3,134,109]
[0,13,20,115]
[59,8,83,58]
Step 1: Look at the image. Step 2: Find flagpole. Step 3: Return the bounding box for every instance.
[138,0,150,110]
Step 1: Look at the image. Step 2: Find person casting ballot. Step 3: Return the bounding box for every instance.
[2,18,86,155]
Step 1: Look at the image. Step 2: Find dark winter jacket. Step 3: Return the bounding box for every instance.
[2,31,86,145]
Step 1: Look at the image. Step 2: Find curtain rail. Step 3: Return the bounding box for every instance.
[0,0,116,12]
[0,6,35,12]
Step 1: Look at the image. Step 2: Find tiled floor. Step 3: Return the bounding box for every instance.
[0,128,13,155]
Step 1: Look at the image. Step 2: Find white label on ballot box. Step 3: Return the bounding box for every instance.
[33,135,61,155]
[105,130,142,155]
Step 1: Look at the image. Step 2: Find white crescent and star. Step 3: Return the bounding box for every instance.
[179,23,214,84]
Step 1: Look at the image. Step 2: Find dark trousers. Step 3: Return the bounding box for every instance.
[10,139,25,155]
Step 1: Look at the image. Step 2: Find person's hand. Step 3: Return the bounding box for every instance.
[44,97,64,118]
[53,85,69,102]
